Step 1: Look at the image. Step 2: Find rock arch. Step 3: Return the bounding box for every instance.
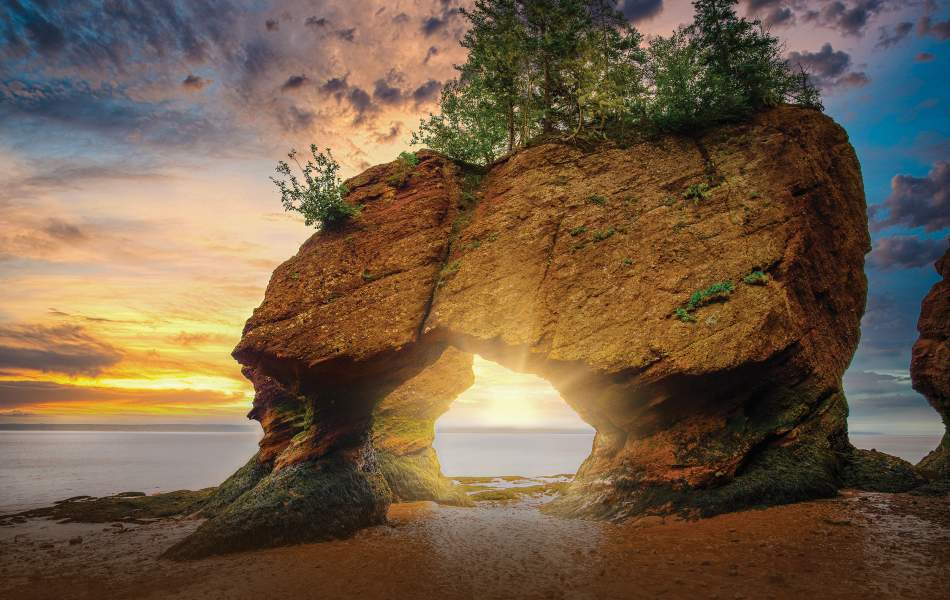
[167,107,886,559]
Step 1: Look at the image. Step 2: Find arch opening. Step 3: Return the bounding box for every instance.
[433,355,594,478]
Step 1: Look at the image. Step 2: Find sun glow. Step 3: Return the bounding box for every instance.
[436,356,591,431]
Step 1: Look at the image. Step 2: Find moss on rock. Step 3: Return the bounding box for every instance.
[163,452,391,560]
[3,489,213,524]
[199,453,273,517]
[841,448,927,493]
[377,449,471,506]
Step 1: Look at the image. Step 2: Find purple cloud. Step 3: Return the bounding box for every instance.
[868,235,948,269]
[872,161,950,232]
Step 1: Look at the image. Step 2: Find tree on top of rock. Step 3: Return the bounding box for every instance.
[411,0,821,165]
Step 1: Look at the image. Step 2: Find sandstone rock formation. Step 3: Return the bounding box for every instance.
[168,106,888,559]
[912,248,950,479]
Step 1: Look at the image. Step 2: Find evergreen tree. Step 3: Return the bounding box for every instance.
[460,0,526,151]
[573,1,646,136]
[687,0,817,120]
[645,28,706,131]
[410,0,822,160]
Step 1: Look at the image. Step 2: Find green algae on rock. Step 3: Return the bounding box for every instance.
[1,489,213,525]
[164,446,390,560]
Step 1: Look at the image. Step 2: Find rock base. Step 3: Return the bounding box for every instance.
[164,449,391,560]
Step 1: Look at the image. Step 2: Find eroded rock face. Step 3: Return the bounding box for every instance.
[172,107,880,558]
[912,248,950,478]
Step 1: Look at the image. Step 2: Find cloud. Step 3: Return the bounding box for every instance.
[909,132,950,163]
[0,159,168,206]
[844,368,941,433]
[421,4,462,37]
[800,0,892,37]
[7,1,66,55]
[0,380,245,413]
[0,79,235,152]
[857,292,917,363]
[0,323,122,376]
[373,78,403,105]
[835,71,871,87]
[277,104,315,131]
[876,21,912,48]
[181,74,212,91]
[0,0,239,74]
[619,0,664,22]
[171,331,234,348]
[871,161,950,232]
[373,122,403,144]
[763,7,796,26]
[280,74,309,92]
[412,79,442,105]
[43,218,87,243]
[844,369,913,396]
[787,43,870,89]
[336,28,356,42]
[917,15,950,40]
[868,235,948,269]
[320,75,349,96]
[0,409,36,417]
[348,86,373,120]
[0,0,470,166]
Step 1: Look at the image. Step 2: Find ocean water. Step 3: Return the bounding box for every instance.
[434,432,596,477]
[0,429,941,514]
[0,430,261,513]
[849,433,942,464]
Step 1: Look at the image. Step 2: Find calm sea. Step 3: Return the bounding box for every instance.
[0,428,941,513]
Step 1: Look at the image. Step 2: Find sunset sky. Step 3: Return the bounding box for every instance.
[0,1,948,434]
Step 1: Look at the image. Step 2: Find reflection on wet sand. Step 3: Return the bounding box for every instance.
[1,489,947,600]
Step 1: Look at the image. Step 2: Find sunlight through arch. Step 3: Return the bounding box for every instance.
[433,355,594,477]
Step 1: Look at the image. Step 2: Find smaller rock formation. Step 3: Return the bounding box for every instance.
[912,247,950,479]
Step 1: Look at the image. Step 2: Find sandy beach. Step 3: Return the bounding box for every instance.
[2,487,948,600]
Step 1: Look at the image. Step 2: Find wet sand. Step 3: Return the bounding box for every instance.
[1,490,948,600]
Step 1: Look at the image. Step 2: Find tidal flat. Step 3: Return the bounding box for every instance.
[1,480,948,600]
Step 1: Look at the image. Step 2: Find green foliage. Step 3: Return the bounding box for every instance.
[410,77,509,166]
[743,270,768,285]
[388,151,421,188]
[569,225,587,236]
[674,307,696,323]
[687,281,735,309]
[440,260,462,283]
[459,170,485,208]
[271,145,357,230]
[398,151,419,166]
[411,0,822,162]
[592,227,615,241]
[684,183,711,202]
[621,257,633,266]
[587,193,608,205]
[674,280,735,323]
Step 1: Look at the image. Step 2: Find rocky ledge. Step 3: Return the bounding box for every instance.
[166,106,934,559]
[912,248,950,480]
